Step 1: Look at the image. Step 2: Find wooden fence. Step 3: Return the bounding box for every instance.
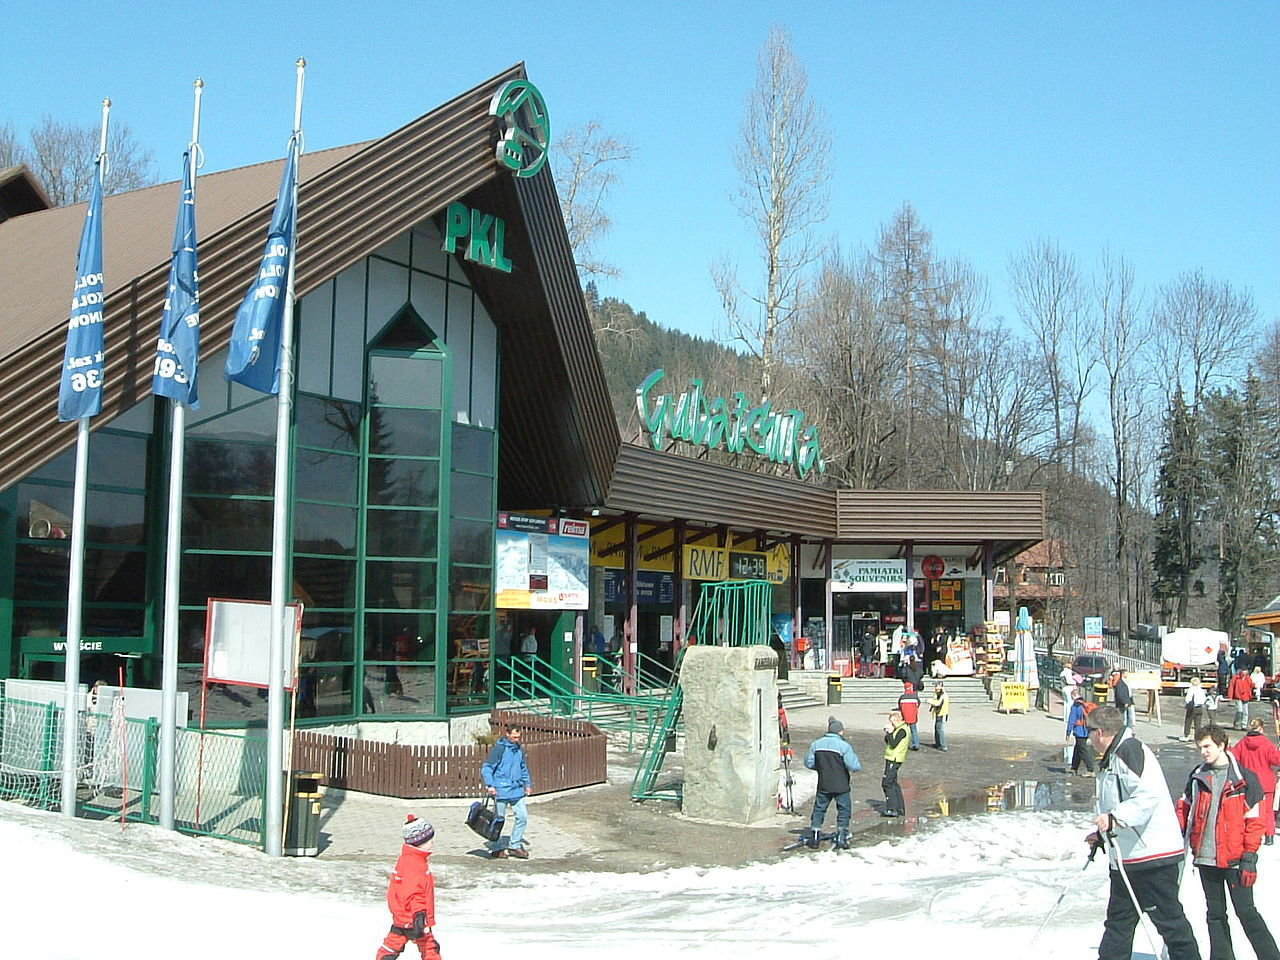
[291,711,607,799]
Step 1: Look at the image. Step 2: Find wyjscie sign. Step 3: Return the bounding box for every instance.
[489,79,550,179]
[442,202,512,273]
[635,369,825,479]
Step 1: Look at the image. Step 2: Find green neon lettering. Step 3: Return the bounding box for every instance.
[441,202,469,254]
[635,369,671,451]
[492,216,513,272]
[468,209,495,266]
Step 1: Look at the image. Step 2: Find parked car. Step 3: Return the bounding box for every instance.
[1070,653,1109,684]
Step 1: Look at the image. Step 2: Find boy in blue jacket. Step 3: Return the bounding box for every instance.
[482,722,532,859]
[804,717,862,849]
[1066,696,1095,777]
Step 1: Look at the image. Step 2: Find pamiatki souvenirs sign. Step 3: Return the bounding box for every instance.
[634,369,825,479]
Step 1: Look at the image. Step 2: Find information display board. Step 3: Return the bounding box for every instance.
[204,598,303,691]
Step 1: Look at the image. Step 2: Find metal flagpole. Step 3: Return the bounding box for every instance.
[159,78,204,831]
[265,58,306,857]
[61,98,111,819]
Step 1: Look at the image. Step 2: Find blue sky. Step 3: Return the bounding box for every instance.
[4,1,1277,342]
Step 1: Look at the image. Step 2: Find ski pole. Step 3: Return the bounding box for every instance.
[1029,834,1103,946]
[1109,828,1168,960]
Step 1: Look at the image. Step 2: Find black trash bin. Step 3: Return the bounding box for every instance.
[827,675,842,705]
[284,771,323,857]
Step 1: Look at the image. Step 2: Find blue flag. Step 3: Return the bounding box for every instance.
[225,144,297,394]
[152,153,201,407]
[57,162,106,421]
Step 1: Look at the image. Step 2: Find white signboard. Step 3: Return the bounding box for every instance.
[1083,616,1104,652]
[832,559,907,593]
[910,557,982,579]
[205,598,303,690]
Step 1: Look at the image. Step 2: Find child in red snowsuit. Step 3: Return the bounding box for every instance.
[375,815,441,960]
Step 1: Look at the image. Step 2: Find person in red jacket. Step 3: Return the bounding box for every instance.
[375,815,441,960]
[1228,669,1255,730]
[898,681,922,751]
[1176,725,1278,960]
[1234,717,1280,846]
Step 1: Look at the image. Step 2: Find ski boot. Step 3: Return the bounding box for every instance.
[833,829,850,851]
[804,828,820,850]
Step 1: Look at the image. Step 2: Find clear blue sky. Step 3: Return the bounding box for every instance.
[5,1,1277,342]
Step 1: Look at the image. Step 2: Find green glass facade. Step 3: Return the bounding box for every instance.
[0,219,499,724]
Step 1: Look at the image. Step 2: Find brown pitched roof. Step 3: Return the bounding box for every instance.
[0,144,366,360]
[0,164,53,222]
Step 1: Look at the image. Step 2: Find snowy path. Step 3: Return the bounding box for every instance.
[3,801,1271,959]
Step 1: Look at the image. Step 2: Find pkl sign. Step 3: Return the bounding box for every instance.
[635,369,825,479]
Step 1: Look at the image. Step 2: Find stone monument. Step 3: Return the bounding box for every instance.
[680,644,780,823]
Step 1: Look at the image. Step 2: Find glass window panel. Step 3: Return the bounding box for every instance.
[365,508,437,558]
[364,559,437,610]
[13,606,65,637]
[86,432,149,489]
[17,482,73,539]
[448,614,491,647]
[367,257,410,344]
[185,439,275,496]
[448,287,472,423]
[299,665,353,719]
[178,609,207,662]
[15,547,147,604]
[294,449,358,505]
[361,665,435,716]
[29,448,75,483]
[363,612,436,661]
[186,348,230,428]
[293,556,357,609]
[293,502,357,555]
[368,355,442,409]
[449,564,492,612]
[450,518,492,565]
[298,279,334,396]
[446,252,471,288]
[300,611,355,662]
[367,458,439,507]
[295,394,361,452]
[410,268,446,333]
[332,259,367,402]
[374,231,411,267]
[198,673,268,727]
[13,543,67,601]
[181,553,271,605]
[451,424,493,475]
[84,606,145,637]
[368,407,440,458]
[187,396,277,443]
[184,498,274,551]
[411,221,448,276]
[105,397,156,435]
[471,296,497,429]
[450,472,491,520]
[87,491,146,545]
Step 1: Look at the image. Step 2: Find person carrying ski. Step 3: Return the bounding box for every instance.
[881,710,909,818]
[481,722,532,859]
[1067,695,1095,777]
[803,716,861,849]
[1177,724,1279,960]
[1086,706,1200,960]
[898,681,922,750]
[374,815,441,960]
[1233,717,1280,846]
[928,682,950,751]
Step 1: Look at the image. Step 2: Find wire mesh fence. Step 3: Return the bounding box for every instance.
[0,681,267,848]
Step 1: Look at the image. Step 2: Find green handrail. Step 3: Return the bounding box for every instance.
[630,685,683,801]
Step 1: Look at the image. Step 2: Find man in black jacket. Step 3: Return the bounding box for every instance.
[1112,670,1135,729]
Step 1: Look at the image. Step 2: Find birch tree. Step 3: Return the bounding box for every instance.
[714,26,829,401]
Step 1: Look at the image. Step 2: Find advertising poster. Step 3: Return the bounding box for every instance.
[495,513,589,609]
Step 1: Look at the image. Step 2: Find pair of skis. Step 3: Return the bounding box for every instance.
[778,700,795,813]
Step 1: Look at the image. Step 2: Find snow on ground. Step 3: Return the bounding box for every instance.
[2,800,1272,960]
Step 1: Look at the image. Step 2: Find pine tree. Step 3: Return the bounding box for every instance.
[1152,389,1207,625]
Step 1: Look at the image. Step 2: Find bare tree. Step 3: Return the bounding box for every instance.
[1153,268,1257,411]
[714,25,829,401]
[552,121,633,280]
[0,122,24,168]
[874,204,935,486]
[25,115,155,205]
[1096,251,1151,635]
[787,249,903,488]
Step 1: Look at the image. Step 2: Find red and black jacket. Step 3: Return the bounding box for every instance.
[1176,755,1264,869]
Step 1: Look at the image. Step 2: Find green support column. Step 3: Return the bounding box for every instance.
[142,717,159,822]
[0,487,17,680]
